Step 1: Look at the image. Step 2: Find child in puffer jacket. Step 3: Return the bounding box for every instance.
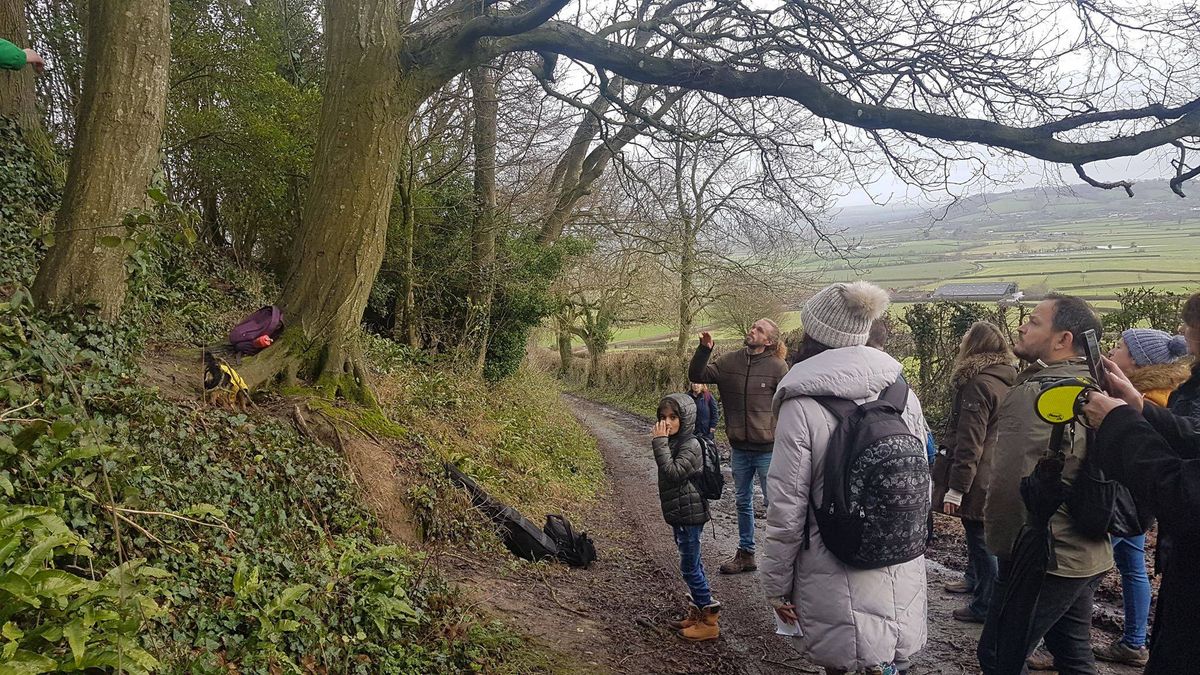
[652,393,720,641]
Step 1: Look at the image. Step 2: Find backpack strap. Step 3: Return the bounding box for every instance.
[880,376,910,411]
[811,395,858,420]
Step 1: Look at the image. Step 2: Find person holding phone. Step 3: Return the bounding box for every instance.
[1081,357,1200,674]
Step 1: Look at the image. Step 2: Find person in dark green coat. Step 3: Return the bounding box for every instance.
[0,38,44,72]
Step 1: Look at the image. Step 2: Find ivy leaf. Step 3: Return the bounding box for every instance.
[39,232,54,248]
[1,621,22,640]
[98,236,123,249]
[147,187,168,204]
[182,226,197,246]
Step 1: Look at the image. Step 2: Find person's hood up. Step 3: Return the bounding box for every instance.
[774,345,903,411]
[661,392,697,439]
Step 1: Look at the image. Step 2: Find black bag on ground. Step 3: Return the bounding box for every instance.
[445,463,559,562]
[691,436,725,501]
[543,514,597,568]
[807,378,931,569]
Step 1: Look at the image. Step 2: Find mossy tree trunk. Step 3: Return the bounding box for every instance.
[465,63,498,372]
[238,0,436,401]
[31,0,170,320]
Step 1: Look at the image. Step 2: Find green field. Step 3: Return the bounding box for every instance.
[602,191,1200,350]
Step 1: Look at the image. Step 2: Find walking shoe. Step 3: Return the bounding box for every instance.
[1025,648,1055,671]
[1093,638,1149,666]
[951,606,985,624]
[943,578,971,593]
[667,604,701,630]
[679,602,720,641]
[718,548,757,574]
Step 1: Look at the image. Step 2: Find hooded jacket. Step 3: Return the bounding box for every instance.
[932,353,1017,521]
[651,393,709,527]
[982,358,1114,578]
[689,344,789,450]
[760,346,929,671]
[1130,359,1192,408]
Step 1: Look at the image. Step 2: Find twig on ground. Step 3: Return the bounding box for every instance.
[0,399,41,421]
[100,504,236,536]
[111,511,181,554]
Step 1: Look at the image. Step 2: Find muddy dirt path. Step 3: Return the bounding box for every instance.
[444,395,1143,674]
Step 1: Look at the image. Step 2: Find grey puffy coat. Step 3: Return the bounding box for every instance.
[652,393,709,527]
[761,346,929,671]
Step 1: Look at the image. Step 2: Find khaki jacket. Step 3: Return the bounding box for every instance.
[932,354,1017,521]
[982,358,1114,578]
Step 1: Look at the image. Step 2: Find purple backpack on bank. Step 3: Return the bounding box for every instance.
[229,305,284,355]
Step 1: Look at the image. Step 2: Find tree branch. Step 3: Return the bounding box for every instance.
[499,22,1200,167]
[1073,163,1134,198]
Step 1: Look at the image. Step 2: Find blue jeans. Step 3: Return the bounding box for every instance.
[732,447,772,552]
[964,519,998,619]
[673,525,712,607]
[1112,534,1150,648]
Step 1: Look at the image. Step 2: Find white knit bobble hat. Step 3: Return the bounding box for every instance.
[801,281,891,348]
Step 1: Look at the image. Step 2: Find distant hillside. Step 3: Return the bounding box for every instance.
[836,179,1200,235]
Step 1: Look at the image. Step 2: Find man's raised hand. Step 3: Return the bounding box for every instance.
[699,331,714,349]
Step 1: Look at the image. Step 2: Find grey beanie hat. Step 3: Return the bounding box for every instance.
[1122,328,1189,367]
[801,281,891,349]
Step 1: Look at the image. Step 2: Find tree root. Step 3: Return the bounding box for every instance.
[235,328,377,406]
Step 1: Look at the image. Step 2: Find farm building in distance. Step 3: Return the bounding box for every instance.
[931,282,1020,301]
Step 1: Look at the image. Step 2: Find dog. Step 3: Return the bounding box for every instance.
[203,350,251,410]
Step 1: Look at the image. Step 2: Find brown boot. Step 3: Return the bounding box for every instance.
[679,602,720,641]
[719,548,757,574]
[667,604,701,630]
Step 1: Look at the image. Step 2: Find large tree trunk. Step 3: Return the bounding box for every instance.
[238,0,413,401]
[31,0,170,320]
[0,0,38,132]
[465,63,498,372]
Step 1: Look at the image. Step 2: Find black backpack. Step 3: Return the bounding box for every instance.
[807,379,931,569]
[543,515,597,568]
[691,436,725,501]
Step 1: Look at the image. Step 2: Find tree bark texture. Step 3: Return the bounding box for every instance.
[465,63,498,371]
[31,0,170,320]
[241,0,411,399]
[0,0,38,132]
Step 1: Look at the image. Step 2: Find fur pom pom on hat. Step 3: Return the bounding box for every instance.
[801,281,891,349]
[1122,328,1189,367]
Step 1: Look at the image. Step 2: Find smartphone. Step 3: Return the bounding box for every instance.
[1082,329,1108,389]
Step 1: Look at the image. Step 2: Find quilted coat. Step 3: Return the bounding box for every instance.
[652,393,709,527]
[760,346,929,671]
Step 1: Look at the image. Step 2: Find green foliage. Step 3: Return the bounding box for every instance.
[0,290,545,673]
[166,0,322,270]
[0,117,57,284]
[483,235,579,381]
[899,301,1024,429]
[1102,287,1185,335]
